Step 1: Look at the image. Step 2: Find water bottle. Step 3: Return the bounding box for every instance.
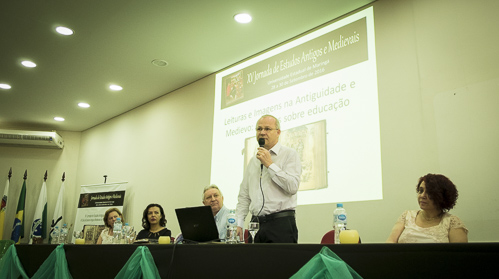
[333,203,347,244]
[113,217,123,244]
[59,224,68,244]
[226,209,237,244]
[122,223,131,244]
[51,226,60,244]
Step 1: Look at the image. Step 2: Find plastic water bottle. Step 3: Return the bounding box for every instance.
[113,217,123,244]
[333,203,347,244]
[226,209,237,244]
[122,223,131,244]
[59,224,68,244]
[51,226,60,244]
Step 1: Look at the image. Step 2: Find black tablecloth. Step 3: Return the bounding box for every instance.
[15,243,499,278]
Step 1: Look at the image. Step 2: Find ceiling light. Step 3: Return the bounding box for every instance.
[109,84,123,91]
[21,61,37,68]
[234,13,252,23]
[0,83,11,89]
[54,117,65,122]
[78,102,90,108]
[56,26,74,36]
[151,59,168,67]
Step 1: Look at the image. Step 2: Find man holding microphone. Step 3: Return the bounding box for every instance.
[236,114,302,243]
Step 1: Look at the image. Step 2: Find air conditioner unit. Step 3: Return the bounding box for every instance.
[0,129,64,149]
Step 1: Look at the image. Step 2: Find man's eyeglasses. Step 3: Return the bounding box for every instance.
[256,127,277,132]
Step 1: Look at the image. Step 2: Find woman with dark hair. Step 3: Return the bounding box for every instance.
[136,203,171,240]
[387,174,468,243]
[97,207,124,244]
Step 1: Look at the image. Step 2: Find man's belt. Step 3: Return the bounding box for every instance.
[252,210,295,223]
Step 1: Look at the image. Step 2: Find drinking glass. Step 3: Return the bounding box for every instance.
[73,230,82,239]
[125,226,135,244]
[128,231,137,244]
[248,222,259,244]
[73,230,84,243]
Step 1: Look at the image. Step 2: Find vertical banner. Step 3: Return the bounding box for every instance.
[73,182,127,243]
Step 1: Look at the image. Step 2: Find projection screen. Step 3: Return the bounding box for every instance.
[211,7,381,208]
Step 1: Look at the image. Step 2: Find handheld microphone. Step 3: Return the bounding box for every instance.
[258,138,265,148]
[258,138,265,170]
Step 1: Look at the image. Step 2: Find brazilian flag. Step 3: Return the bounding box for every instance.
[11,180,26,243]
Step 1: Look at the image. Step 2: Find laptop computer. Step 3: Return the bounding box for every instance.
[175,205,221,243]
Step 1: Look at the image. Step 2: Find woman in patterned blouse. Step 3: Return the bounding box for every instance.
[387,174,468,243]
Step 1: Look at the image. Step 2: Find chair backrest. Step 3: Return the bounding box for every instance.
[244,229,249,243]
[321,230,362,244]
[320,230,335,244]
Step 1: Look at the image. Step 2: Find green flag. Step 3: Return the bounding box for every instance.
[11,180,26,243]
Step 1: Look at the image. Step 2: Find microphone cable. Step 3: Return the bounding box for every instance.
[255,137,266,219]
[255,164,264,220]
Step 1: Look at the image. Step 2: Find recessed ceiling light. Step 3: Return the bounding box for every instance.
[0,83,11,89]
[56,26,74,36]
[54,117,65,122]
[234,13,252,24]
[78,102,90,108]
[151,59,168,67]
[21,60,37,68]
[109,84,123,91]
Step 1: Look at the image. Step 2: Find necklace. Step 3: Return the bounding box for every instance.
[149,227,163,233]
[421,211,441,221]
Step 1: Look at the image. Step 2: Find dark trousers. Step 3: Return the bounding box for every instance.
[252,213,298,243]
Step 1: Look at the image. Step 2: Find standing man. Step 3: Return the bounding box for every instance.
[236,115,302,243]
[202,185,229,241]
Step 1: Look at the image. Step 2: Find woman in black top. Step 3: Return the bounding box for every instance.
[136,203,171,240]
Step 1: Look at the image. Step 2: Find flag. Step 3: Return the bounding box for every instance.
[11,180,26,243]
[0,178,9,239]
[29,180,47,243]
[49,181,64,242]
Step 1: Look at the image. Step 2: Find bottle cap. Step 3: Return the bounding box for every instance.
[125,223,129,226]
[337,203,343,207]
[117,218,121,221]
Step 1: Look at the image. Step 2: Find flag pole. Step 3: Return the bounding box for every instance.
[62,172,65,182]
[104,175,107,184]
[8,168,12,181]
[24,170,27,180]
[44,170,48,182]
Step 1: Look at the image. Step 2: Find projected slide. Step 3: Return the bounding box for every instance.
[211,7,381,207]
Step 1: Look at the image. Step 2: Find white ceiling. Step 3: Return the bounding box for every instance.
[0,0,374,132]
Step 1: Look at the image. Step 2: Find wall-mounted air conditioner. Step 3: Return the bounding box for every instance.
[0,129,64,149]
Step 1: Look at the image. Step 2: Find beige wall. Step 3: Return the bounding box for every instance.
[1,0,498,243]
[75,76,216,239]
[0,131,81,240]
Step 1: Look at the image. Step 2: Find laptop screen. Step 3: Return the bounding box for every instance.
[175,205,220,243]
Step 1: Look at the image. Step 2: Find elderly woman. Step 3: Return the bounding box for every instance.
[136,203,171,241]
[387,174,468,243]
[97,207,124,244]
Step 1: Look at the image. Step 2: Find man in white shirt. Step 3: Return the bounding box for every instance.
[202,185,229,241]
[236,115,302,243]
